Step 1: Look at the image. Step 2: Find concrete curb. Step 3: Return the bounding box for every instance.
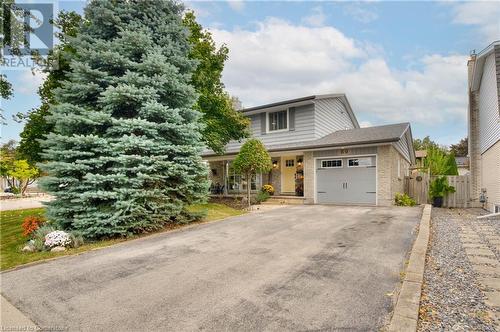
[388,204,431,332]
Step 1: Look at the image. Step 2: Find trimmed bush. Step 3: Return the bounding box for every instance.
[261,184,274,195]
[22,216,45,237]
[395,193,416,206]
[255,191,270,203]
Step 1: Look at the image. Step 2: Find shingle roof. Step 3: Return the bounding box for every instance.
[203,123,410,156]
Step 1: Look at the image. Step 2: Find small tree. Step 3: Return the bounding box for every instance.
[6,160,39,195]
[232,139,272,209]
[424,147,458,176]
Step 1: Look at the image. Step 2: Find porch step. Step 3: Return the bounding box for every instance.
[261,196,305,205]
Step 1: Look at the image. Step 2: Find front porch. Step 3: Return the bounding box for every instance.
[207,155,305,197]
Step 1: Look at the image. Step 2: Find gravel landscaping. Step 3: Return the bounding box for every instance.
[418,208,499,331]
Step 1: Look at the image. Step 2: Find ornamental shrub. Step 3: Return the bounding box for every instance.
[22,216,46,237]
[261,184,274,195]
[394,193,416,206]
[44,231,72,248]
[255,191,270,203]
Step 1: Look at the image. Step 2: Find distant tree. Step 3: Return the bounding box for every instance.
[413,136,442,152]
[183,11,249,155]
[1,0,35,120]
[232,139,272,209]
[0,140,18,179]
[0,141,39,195]
[6,160,39,195]
[449,137,468,157]
[16,11,82,165]
[40,0,209,239]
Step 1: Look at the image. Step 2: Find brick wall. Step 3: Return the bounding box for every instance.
[468,55,482,202]
[377,145,410,206]
[303,152,314,204]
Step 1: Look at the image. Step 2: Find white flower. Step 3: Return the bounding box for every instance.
[44,231,72,248]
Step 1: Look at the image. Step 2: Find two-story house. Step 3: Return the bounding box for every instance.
[203,93,415,206]
[468,41,500,213]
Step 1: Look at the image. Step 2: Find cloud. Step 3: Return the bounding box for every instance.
[451,1,500,43]
[359,121,373,128]
[211,18,468,128]
[343,3,378,24]
[227,0,244,12]
[302,6,326,27]
[15,70,46,95]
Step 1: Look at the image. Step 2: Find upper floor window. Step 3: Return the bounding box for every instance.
[269,110,287,131]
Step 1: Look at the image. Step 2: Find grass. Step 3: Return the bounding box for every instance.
[0,203,244,271]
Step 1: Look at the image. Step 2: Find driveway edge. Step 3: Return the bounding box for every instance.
[388,204,431,332]
[0,295,38,330]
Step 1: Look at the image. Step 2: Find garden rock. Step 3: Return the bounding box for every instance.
[21,245,35,253]
[50,246,66,252]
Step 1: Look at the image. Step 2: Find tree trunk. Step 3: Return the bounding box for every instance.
[246,172,251,210]
[21,179,29,196]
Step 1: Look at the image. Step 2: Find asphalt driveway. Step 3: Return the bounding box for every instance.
[1,205,422,331]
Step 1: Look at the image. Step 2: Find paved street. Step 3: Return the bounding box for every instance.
[1,205,421,331]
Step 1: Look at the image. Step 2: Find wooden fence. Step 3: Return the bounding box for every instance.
[404,174,471,208]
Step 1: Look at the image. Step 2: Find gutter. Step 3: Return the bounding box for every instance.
[201,137,400,158]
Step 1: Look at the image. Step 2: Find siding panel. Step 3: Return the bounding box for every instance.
[479,53,500,153]
[223,103,316,152]
[314,98,355,138]
[392,134,411,163]
[313,146,377,158]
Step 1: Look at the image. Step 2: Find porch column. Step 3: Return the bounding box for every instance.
[224,160,229,196]
[303,151,314,204]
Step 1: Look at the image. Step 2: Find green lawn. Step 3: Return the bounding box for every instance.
[0,203,244,271]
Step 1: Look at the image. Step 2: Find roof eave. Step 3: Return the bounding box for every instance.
[471,40,500,91]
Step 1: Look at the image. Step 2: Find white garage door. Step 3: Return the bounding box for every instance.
[316,156,376,205]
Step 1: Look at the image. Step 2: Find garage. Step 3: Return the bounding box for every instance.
[316,156,376,205]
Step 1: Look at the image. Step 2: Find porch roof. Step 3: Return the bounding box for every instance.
[203,122,411,157]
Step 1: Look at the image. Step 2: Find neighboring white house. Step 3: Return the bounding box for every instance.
[203,94,415,206]
[468,41,500,213]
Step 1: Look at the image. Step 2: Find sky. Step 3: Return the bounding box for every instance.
[1,0,500,146]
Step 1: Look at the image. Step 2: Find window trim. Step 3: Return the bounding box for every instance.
[320,159,343,168]
[266,108,289,133]
[347,157,374,168]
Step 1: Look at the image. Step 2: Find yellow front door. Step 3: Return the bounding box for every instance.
[281,156,296,193]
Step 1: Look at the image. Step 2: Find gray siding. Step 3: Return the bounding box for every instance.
[314,98,355,138]
[392,134,411,163]
[313,146,377,158]
[224,103,316,151]
[496,45,500,117]
[479,53,500,154]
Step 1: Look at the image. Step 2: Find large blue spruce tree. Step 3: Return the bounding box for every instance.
[40,0,208,238]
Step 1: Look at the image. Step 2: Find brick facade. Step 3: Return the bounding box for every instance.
[467,56,482,202]
[303,152,314,204]
[377,145,409,206]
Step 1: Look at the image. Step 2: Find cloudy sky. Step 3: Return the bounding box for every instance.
[2,1,500,146]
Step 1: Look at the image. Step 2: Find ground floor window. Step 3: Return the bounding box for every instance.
[227,162,262,193]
